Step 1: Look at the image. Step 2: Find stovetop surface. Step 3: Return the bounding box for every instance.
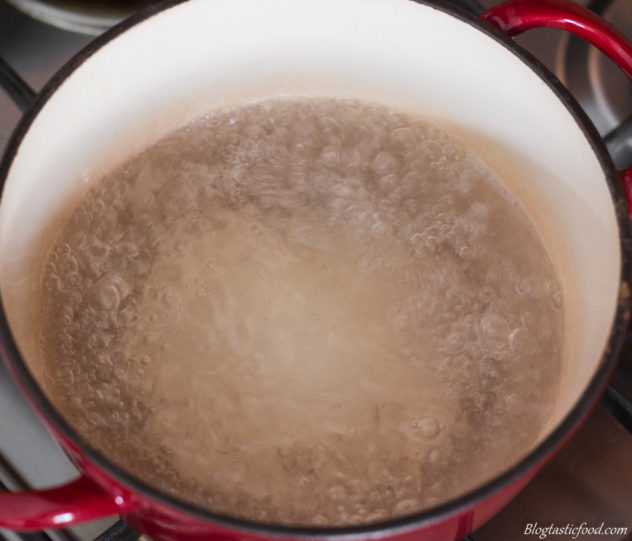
[0,1,631,540]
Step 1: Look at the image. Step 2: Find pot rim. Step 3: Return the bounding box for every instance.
[0,0,630,537]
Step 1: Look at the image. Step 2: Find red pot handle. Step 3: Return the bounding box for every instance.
[0,475,138,530]
[481,0,632,216]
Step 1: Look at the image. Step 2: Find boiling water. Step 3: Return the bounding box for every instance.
[38,98,563,526]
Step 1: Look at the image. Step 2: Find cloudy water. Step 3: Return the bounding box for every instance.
[38,97,563,526]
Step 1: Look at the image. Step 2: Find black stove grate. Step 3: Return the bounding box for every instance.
[92,523,139,541]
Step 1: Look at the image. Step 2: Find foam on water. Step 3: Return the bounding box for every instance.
[38,97,563,526]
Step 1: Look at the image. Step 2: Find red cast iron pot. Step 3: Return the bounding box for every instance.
[0,0,631,539]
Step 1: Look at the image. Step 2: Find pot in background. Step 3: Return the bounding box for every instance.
[4,0,158,34]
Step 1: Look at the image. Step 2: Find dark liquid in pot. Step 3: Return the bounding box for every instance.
[38,98,563,526]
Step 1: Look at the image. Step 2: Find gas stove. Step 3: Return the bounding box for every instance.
[0,1,631,540]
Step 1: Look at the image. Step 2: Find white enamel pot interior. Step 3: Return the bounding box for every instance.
[0,0,628,532]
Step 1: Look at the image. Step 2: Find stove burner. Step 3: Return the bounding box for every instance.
[558,0,632,136]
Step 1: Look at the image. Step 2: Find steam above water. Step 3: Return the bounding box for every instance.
[38,98,563,526]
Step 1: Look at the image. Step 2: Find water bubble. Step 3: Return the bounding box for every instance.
[366,510,387,522]
[505,393,520,410]
[411,417,440,438]
[508,327,530,352]
[425,235,440,249]
[175,238,191,255]
[63,254,79,273]
[373,151,400,174]
[98,285,120,311]
[391,127,416,146]
[120,240,139,257]
[378,173,398,190]
[427,448,445,465]
[327,485,347,501]
[96,352,113,368]
[394,498,420,515]
[321,146,340,168]
[480,313,510,342]
[457,244,473,261]
[44,273,62,292]
[515,276,537,297]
